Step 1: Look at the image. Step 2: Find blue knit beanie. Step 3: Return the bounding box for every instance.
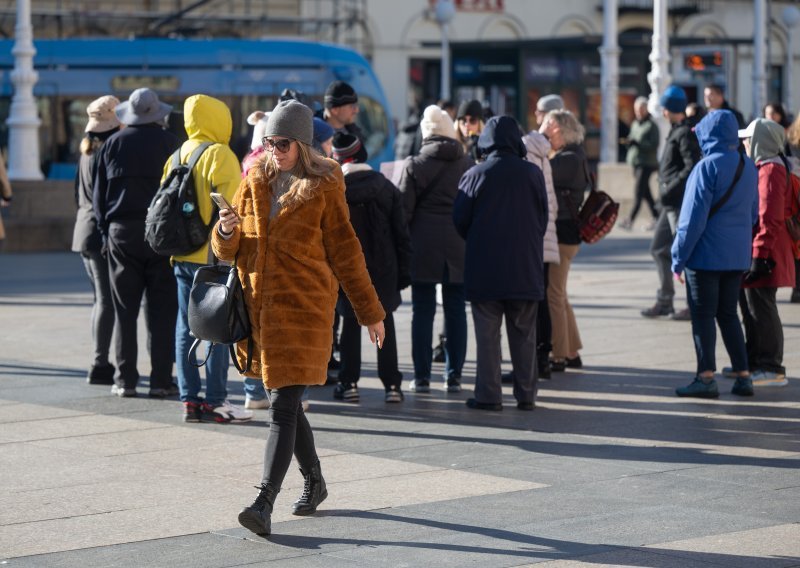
[659,85,688,114]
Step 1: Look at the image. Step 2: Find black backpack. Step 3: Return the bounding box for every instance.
[145,142,216,256]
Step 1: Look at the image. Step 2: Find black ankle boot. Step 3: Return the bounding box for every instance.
[292,460,327,516]
[238,482,280,536]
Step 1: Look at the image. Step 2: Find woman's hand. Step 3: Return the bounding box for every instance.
[674,271,684,284]
[218,207,240,235]
[367,321,385,349]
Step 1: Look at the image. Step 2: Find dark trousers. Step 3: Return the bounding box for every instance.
[536,264,551,366]
[338,311,402,390]
[261,385,319,489]
[649,208,679,306]
[629,166,658,222]
[81,249,115,368]
[411,279,467,381]
[740,287,785,374]
[685,268,748,374]
[106,220,177,389]
[471,300,538,405]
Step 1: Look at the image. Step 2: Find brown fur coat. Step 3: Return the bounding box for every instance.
[211,157,385,389]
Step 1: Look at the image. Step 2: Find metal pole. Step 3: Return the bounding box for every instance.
[6,0,43,180]
[754,0,768,119]
[788,29,795,114]
[441,22,450,101]
[647,0,671,156]
[599,0,620,163]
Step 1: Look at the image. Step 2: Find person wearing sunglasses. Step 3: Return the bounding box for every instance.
[454,99,485,164]
[213,99,385,537]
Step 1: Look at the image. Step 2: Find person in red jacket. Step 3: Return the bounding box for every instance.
[736,119,795,388]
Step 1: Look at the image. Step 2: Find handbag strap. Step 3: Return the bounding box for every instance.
[708,151,745,220]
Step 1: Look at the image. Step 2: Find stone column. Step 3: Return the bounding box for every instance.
[6,0,43,180]
[783,6,800,114]
[647,0,671,155]
[599,0,620,163]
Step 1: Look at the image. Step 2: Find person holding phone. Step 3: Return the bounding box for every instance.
[213,99,385,536]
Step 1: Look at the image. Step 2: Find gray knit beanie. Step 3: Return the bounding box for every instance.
[264,99,313,146]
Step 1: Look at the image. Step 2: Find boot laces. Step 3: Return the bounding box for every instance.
[252,484,272,508]
[298,475,312,503]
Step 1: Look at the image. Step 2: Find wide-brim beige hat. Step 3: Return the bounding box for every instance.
[85,95,121,133]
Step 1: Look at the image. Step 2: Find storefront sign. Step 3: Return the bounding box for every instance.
[429,0,504,12]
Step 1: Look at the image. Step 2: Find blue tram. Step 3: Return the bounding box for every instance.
[0,38,395,177]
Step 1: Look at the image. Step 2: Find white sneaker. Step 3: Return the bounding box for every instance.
[245,396,271,410]
[211,400,254,422]
[751,371,788,387]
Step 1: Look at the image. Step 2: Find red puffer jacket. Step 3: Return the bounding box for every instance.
[745,160,796,288]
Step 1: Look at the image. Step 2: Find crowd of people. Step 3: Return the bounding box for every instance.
[61,77,798,534]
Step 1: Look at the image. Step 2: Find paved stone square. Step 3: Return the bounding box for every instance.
[0,231,798,567]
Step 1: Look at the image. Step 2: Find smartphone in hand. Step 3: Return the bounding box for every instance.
[210,192,238,219]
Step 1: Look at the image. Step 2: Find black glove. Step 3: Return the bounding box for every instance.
[743,258,776,284]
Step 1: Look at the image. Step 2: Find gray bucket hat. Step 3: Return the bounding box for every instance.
[115,88,173,126]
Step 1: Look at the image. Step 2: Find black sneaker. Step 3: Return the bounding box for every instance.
[149,383,180,398]
[385,385,404,403]
[550,359,566,373]
[538,364,551,380]
[87,363,116,385]
[110,384,137,397]
[466,398,502,411]
[641,303,674,318]
[565,356,583,369]
[445,376,462,393]
[183,401,203,423]
[517,401,535,411]
[731,376,754,397]
[410,378,430,393]
[333,382,359,402]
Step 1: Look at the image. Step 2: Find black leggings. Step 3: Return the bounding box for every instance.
[261,385,318,489]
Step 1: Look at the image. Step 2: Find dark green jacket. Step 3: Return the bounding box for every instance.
[626,116,660,168]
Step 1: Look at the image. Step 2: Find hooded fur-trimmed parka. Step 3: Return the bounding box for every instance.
[211,156,385,389]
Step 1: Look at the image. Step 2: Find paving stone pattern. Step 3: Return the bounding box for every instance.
[0,232,798,567]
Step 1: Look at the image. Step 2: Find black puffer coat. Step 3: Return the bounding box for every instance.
[336,166,412,318]
[398,135,470,283]
[658,116,701,210]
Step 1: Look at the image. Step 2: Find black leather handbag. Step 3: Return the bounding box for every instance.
[187,263,253,373]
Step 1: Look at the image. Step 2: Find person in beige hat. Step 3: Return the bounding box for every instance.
[71,95,121,385]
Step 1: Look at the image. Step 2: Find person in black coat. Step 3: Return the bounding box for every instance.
[398,105,471,394]
[72,95,121,386]
[331,133,412,403]
[454,115,548,411]
[93,88,180,398]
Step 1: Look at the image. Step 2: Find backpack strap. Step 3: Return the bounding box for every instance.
[708,151,745,220]
[184,141,214,169]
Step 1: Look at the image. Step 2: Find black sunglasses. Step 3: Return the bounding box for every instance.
[262,137,294,153]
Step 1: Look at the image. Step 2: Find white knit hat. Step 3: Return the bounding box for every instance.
[420,105,456,140]
[247,110,270,150]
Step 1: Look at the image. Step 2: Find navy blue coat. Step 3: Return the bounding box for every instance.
[453,116,548,302]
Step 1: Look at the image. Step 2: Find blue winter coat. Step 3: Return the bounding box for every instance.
[671,110,759,274]
[453,116,548,302]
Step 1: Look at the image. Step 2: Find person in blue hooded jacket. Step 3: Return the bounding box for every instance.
[671,110,759,399]
[454,115,548,411]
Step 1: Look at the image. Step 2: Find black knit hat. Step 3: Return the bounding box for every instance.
[457,99,483,120]
[332,132,368,164]
[324,81,358,109]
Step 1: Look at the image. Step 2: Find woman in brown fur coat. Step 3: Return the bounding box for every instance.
[212,100,385,537]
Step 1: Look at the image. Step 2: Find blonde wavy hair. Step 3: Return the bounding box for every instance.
[788,114,800,149]
[263,141,337,209]
[79,135,104,156]
[544,109,585,146]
